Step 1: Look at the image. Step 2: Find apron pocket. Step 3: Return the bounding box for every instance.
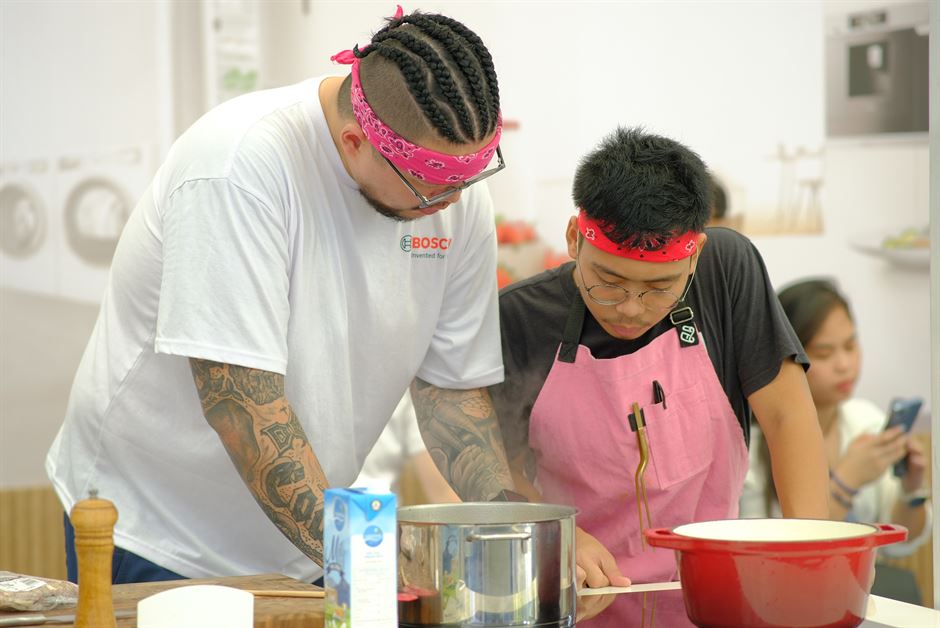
[642,383,714,490]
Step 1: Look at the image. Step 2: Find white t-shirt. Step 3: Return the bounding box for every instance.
[740,398,931,558]
[45,76,503,581]
[352,391,427,493]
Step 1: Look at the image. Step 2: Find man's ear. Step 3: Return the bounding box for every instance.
[690,232,708,272]
[565,216,579,260]
[338,123,368,159]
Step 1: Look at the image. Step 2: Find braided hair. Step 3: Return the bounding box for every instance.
[337,11,500,147]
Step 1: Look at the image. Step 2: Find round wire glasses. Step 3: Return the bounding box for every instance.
[576,245,696,311]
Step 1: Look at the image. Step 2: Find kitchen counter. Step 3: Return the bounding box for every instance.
[862,594,940,627]
[2,574,937,627]
[0,573,324,628]
[576,586,940,627]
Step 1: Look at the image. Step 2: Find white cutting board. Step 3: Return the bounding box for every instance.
[577,581,681,596]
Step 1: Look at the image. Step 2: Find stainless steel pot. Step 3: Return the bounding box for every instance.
[397,503,576,627]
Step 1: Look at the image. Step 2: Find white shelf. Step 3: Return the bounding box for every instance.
[850,237,929,271]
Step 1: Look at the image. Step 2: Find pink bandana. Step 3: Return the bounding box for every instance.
[330,37,501,184]
[577,210,699,262]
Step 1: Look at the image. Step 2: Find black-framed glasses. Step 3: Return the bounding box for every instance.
[383,146,506,209]
[576,244,696,311]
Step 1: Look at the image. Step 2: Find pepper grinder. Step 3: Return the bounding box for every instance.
[70,489,118,628]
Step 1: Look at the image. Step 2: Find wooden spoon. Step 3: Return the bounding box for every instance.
[245,590,325,599]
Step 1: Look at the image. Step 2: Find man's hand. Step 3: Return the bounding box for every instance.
[575,526,630,589]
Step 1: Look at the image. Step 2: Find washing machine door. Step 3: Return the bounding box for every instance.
[0,182,46,258]
[64,177,131,266]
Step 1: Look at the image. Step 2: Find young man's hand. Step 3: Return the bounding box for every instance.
[575,526,631,589]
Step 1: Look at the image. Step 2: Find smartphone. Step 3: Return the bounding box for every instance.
[885,397,923,477]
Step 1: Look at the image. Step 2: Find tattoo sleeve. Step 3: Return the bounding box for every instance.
[189,358,327,565]
[410,378,514,501]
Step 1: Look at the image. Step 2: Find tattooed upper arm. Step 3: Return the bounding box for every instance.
[190,358,283,411]
[189,358,287,480]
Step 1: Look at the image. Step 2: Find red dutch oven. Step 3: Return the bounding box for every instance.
[646,518,907,628]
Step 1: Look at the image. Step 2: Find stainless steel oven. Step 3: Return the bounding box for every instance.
[825,2,928,137]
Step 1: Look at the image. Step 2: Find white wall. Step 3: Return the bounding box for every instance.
[0,1,163,156]
[0,0,931,487]
[753,141,932,412]
[0,0,166,487]
[264,0,826,247]
[275,0,931,410]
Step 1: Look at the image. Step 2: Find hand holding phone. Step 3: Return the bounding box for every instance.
[885,397,923,477]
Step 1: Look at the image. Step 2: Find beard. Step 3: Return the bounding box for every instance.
[359,188,418,222]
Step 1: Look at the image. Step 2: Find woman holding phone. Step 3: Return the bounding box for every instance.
[740,279,930,558]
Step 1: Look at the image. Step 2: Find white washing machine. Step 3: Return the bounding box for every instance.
[53,145,156,304]
[0,158,60,297]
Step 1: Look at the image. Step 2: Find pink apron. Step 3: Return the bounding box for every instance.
[529,296,748,626]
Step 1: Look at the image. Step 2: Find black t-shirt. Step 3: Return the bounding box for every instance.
[489,227,808,469]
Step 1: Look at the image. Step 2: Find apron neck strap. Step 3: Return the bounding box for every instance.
[560,280,700,361]
[669,302,700,348]
[559,294,586,363]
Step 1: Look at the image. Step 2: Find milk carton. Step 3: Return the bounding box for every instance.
[323,488,397,628]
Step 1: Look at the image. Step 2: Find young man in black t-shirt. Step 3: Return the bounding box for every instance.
[487,128,828,606]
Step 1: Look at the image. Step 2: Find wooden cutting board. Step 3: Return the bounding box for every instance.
[0,573,324,628]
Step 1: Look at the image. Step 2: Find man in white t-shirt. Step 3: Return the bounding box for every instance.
[46,7,517,584]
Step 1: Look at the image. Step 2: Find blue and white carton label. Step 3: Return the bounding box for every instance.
[324,488,397,628]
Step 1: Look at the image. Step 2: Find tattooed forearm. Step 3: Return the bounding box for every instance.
[190,358,328,566]
[204,399,261,482]
[410,379,514,501]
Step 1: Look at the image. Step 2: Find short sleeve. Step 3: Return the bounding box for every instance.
[416,188,503,389]
[155,178,290,373]
[719,231,808,396]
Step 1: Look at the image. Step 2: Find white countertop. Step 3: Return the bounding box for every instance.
[579,582,940,626]
[862,594,940,627]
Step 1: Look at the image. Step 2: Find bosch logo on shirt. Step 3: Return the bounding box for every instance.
[400,235,453,259]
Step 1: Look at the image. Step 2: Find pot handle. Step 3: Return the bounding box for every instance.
[870,523,908,547]
[645,528,698,551]
[466,531,532,552]
[465,532,532,543]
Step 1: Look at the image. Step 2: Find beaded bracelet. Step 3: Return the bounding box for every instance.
[829,470,859,497]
